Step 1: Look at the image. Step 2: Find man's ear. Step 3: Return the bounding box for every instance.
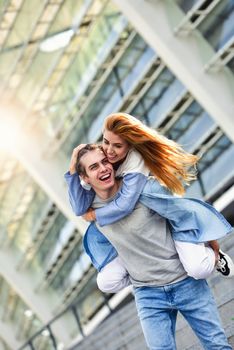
[80,175,92,190]
[80,174,90,184]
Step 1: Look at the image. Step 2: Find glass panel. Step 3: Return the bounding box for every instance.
[198,135,232,172]
[74,273,106,326]
[50,239,84,294]
[32,213,67,272]
[62,34,151,157]
[10,188,48,252]
[198,0,234,51]
[49,3,121,109]
[166,101,203,141]
[0,48,22,83]
[0,277,43,343]
[4,0,46,47]
[175,0,198,13]
[17,48,63,107]
[132,68,182,127]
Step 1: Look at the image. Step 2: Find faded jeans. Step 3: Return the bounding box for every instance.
[134,277,231,350]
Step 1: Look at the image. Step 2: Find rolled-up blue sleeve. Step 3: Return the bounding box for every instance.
[95,172,147,226]
[64,171,95,216]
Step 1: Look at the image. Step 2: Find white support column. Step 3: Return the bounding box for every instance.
[0,104,87,346]
[113,0,234,142]
[0,247,71,345]
[1,102,87,235]
[13,120,88,235]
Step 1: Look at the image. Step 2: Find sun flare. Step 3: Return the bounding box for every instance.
[0,104,22,152]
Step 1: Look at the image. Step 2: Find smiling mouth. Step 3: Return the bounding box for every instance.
[107,155,116,161]
[99,174,111,181]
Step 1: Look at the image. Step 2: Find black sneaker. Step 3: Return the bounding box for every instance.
[216,250,234,278]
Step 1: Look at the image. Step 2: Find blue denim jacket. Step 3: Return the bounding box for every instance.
[83,178,233,271]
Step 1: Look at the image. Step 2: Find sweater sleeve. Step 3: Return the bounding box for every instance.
[95,172,148,226]
[64,171,95,216]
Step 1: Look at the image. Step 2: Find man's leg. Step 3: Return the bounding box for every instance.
[134,286,178,350]
[173,277,232,349]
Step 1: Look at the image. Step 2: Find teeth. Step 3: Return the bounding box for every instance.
[100,174,110,180]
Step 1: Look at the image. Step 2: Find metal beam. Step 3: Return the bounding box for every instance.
[204,36,234,72]
[112,0,234,143]
[173,0,222,35]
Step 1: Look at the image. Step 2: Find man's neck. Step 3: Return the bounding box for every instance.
[96,180,121,200]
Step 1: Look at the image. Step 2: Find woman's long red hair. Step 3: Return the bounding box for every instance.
[104,113,199,195]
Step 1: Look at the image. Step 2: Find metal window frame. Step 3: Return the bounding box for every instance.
[174,0,222,35]
[204,36,234,72]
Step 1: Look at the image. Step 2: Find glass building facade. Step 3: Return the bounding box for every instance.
[0,0,233,349]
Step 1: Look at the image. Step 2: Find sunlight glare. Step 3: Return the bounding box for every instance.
[40,29,74,52]
[0,105,22,152]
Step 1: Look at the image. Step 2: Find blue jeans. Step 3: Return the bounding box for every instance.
[134,277,231,350]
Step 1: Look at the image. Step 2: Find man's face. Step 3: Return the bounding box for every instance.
[81,149,116,197]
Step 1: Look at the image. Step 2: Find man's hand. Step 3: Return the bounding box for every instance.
[69,144,86,174]
[82,208,96,222]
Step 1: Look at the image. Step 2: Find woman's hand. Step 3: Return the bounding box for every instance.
[69,144,86,174]
[82,208,96,222]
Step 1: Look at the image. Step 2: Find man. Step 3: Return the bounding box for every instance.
[73,144,232,349]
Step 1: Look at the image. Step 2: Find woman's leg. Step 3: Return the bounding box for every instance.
[97,256,131,293]
[175,241,234,279]
[208,240,220,263]
[175,241,216,279]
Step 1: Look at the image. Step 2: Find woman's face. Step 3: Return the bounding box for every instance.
[102,130,130,164]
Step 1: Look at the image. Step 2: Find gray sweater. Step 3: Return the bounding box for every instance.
[93,195,187,287]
